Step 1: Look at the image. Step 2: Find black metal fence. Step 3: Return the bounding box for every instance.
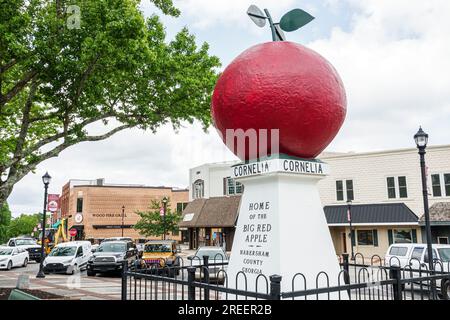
[121,253,450,300]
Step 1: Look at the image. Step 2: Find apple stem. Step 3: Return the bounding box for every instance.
[264,9,279,42]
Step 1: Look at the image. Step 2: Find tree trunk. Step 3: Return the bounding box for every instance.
[0,184,12,211]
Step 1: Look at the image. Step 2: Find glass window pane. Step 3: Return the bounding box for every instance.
[398,176,408,198]
[227,177,235,195]
[411,247,424,260]
[346,180,354,201]
[389,247,405,256]
[387,177,396,199]
[235,182,243,194]
[431,174,442,197]
[193,180,204,199]
[394,229,412,243]
[357,230,374,246]
[336,180,344,201]
[444,174,450,196]
[76,198,83,213]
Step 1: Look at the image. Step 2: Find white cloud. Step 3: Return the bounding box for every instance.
[173,0,300,29]
[7,122,238,215]
[309,0,450,152]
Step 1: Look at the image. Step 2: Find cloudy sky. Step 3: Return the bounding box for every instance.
[7,0,450,215]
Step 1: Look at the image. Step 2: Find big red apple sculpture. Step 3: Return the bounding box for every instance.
[216,6,348,299]
[212,6,346,160]
[212,42,346,160]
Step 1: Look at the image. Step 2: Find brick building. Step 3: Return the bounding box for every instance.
[60,179,189,243]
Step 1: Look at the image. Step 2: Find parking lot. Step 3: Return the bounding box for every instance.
[0,261,124,300]
[0,251,444,300]
[0,246,197,300]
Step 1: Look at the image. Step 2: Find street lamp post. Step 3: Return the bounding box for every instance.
[414,126,436,299]
[36,172,51,278]
[121,205,125,237]
[162,197,168,240]
[347,200,355,260]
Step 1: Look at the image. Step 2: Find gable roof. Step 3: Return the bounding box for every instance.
[178,198,207,228]
[324,203,419,225]
[179,196,241,228]
[419,202,450,225]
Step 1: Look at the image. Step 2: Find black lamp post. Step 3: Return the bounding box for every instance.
[347,200,355,260]
[162,197,168,240]
[121,205,125,237]
[414,126,436,299]
[36,172,51,278]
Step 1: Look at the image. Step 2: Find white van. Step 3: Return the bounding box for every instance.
[385,243,450,299]
[43,241,92,275]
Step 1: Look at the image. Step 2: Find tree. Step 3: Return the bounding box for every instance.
[6,213,41,238]
[0,202,12,243]
[0,0,220,207]
[134,199,181,238]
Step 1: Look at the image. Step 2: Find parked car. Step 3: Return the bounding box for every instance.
[188,246,228,283]
[0,246,29,270]
[43,241,92,275]
[385,243,450,299]
[7,237,42,263]
[139,240,180,277]
[87,240,138,276]
[91,244,99,252]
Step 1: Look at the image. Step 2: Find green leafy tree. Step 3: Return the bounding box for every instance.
[0,0,220,207]
[6,213,41,238]
[134,199,181,238]
[0,202,12,243]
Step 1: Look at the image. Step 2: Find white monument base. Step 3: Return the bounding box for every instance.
[226,156,346,299]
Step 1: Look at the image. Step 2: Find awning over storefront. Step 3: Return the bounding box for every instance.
[419,202,450,226]
[324,203,419,226]
[179,196,241,228]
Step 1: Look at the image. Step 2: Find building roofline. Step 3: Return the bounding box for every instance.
[72,185,187,191]
[190,160,240,170]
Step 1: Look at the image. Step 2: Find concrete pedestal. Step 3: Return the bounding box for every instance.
[226,156,345,299]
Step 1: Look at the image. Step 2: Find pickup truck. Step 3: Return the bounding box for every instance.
[385,243,450,299]
[87,240,138,276]
[7,237,42,263]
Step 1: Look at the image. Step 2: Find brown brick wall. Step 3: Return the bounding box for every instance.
[64,185,188,242]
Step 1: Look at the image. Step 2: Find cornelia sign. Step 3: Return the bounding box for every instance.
[211,6,347,298]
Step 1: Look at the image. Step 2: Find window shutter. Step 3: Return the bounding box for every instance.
[351,230,356,246]
[388,229,393,245]
[412,229,417,243]
[373,230,378,247]
[223,178,227,195]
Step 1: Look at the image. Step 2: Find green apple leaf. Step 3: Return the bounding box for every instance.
[280,9,315,32]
